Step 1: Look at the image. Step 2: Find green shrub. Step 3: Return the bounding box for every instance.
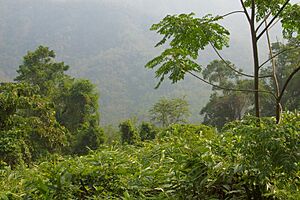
[218,112,300,199]
[139,122,157,141]
[0,113,299,199]
[119,120,140,145]
[72,123,105,155]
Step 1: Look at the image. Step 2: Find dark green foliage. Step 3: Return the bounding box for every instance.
[14,46,104,155]
[139,122,157,141]
[14,46,69,97]
[201,93,237,129]
[200,91,251,129]
[72,122,105,155]
[55,78,104,154]
[119,120,140,145]
[57,79,100,133]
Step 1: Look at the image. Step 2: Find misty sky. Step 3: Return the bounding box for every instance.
[102,0,284,72]
[1,0,292,72]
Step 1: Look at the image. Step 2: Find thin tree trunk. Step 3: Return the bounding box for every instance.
[265,20,282,123]
[275,102,282,123]
[250,1,260,118]
[252,36,260,118]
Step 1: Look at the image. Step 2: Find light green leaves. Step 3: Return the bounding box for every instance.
[146,13,230,88]
[243,0,300,40]
[281,3,300,39]
[244,0,289,20]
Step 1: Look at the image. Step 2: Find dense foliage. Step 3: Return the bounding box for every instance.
[0,82,68,167]
[0,112,299,199]
[0,1,299,199]
[0,46,104,166]
[119,120,140,145]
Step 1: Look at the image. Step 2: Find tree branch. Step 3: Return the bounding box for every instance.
[269,18,281,31]
[255,12,271,33]
[265,20,280,97]
[278,64,300,102]
[265,20,282,123]
[221,10,245,18]
[240,0,251,22]
[257,0,291,40]
[210,43,254,78]
[251,0,255,23]
[259,46,300,69]
[187,71,276,99]
[210,42,272,78]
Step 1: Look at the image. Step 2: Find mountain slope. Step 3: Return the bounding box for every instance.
[1,0,277,124]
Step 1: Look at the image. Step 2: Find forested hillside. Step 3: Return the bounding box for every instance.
[0,0,218,124]
[0,0,275,124]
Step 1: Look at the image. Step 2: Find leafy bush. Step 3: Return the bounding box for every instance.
[119,120,140,145]
[218,112,300,199]
[0,113,299,199]
[139,122,157,141]
[72,122,105,155]
[0,83,68,167]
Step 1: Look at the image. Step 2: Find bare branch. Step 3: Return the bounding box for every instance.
[210,42,272,79]
[187,71,277,99]
[257,0,291,40]
[221,10,245,18]
[256,12,271,33]
[266,20,280,97]
[265,20,282,123]
[210,43,255,78]
[259,46,300,69]
[278,64,300,102]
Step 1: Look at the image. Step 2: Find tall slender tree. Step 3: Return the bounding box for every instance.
[146,0,300,123]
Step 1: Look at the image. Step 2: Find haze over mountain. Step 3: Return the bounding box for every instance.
[0,0,283,124]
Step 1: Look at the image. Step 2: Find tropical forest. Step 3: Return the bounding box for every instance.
[0,0,299,199]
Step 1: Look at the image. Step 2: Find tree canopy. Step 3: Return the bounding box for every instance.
[149,97,190,127]
[4,46,104,160]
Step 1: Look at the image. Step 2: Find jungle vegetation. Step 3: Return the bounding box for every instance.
[0,0,299,199]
